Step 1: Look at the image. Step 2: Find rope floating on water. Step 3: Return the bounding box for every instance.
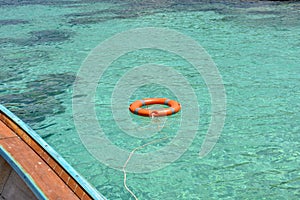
[122,137,168,200]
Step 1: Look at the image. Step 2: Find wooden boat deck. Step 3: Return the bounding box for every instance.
[0,105,106,200]
[0,119,79,199]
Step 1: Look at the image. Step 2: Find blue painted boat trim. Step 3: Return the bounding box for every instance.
[0,104,106,200]
[0,147,47,200]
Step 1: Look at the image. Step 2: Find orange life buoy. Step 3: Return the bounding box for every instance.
[129,98,181,117]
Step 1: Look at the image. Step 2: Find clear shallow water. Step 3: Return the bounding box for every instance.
[1,0,300,199]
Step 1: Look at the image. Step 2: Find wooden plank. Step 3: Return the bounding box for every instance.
[0,112,93,199]
[0,118,18,139]
[0,106,105,200]
[0,120,79,199]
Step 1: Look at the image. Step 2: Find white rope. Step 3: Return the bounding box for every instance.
[122,137,168,200]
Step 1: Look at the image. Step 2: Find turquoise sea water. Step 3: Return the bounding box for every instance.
[1,0,300,199]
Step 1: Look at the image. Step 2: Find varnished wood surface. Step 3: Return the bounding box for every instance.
[0,105,106,200]
[0,119,81,199]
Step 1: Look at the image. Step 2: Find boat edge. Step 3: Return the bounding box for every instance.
[0,146,47,200]
[0,104,106,200]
